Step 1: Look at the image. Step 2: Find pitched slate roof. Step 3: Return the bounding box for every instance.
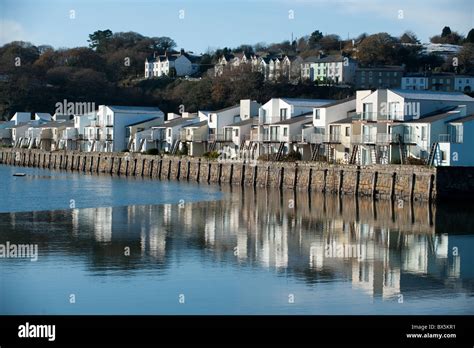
[280,98,334,107]
[330,117,353,125]
[182,120,207,128]
[319,96,356,108]
[411,109,461,123]
[157,117,193,128]
[126,117,161,128]
[226,118,257,127]
[107,105,162,113]
[272,113,313,125]
[449,114,474,123]
[213,104,240,113]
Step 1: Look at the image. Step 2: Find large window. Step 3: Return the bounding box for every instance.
[283,127,288,136]
[280,108,288,120]
[315,109,320,120]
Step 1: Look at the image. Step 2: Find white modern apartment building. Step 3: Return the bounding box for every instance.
[348,89,474,165]
[84,105,164,152]
[300,97,356,161]
[256,98,335,159]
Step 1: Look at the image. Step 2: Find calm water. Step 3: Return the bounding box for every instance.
[0,164,473,315]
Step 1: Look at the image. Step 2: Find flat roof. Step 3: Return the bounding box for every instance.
[390,89,474,102]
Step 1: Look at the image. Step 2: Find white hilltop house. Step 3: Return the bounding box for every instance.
[145,50,199,78]
[84,105,164,152]
[301,55,357,84]
[255,98,335,159]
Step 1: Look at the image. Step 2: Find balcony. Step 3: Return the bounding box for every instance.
[323,133,341,143]
[438,133,463,143]
[402,134,418,144]
[377,112,404,121]
[352,134,377,144]
[353,112,405,122]
[208,133,233,142]
[181,133,209,142]
[353,112,377,122]
[309,134,324,144]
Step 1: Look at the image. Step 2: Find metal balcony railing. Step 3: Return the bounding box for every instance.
[324,133,342,143]
[208,133,233,142]
[438,133,463,143]
[377,112,404,121]
[181,133,210,142]
[351,134,377,144]
[353,112,377,122]
[353,112,405,122]
[309,134,324,144]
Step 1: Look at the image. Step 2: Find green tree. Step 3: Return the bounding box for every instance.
[357,33,398,66]
[150,37,176,53]
[400,31,420,44]
[308,30,323,48]
[87,29,113,53]
[466,29,474,43]
[442,26,452,37]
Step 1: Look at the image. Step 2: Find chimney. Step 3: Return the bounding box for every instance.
[180,48,185,55]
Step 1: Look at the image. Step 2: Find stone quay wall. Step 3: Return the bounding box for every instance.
[2,148,469,202]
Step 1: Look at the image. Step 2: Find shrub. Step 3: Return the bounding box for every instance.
[406,157,426,165]
[146,148,159,155]
[203,151,220,159]
[121,149,129,152]
[257,154,272,161]
[281,151,302,162]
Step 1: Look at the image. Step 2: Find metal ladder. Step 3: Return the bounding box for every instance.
[370,145,377,164]
[349,145,359,164]
[427,142,439,166]
[311,143,321,161]
[275,142,285,161]
[399,139,407,164]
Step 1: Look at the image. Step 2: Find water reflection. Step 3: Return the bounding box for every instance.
[1,188,473,314]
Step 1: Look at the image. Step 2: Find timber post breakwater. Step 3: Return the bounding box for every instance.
[1,148,474,202]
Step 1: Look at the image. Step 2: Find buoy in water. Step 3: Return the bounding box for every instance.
[13,173,26,177]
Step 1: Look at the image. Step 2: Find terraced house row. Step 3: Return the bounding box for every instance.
[1,89,474,166]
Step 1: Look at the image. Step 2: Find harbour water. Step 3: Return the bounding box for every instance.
[0,164,473,314]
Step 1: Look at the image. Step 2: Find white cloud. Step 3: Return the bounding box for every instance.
[0,20,29,45]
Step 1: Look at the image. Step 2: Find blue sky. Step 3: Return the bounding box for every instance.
[0,0,472,54]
